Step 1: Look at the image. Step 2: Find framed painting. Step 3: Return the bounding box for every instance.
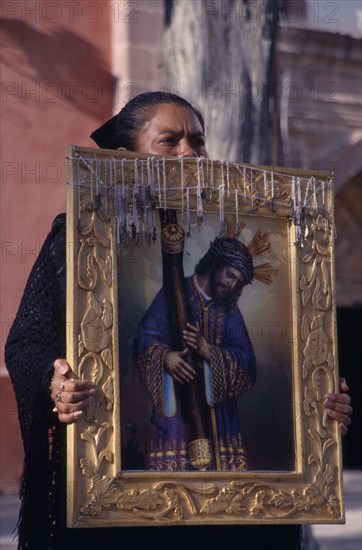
[66,146,344,527]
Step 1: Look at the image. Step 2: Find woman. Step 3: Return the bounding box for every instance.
[5,91,352,550]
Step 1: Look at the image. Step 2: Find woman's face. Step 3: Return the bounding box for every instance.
[134,103,208,158]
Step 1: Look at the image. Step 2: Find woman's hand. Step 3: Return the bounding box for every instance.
[324,377,352,436]
[50,358,95,424]
[163,349,196,384]
[182,322,210,362]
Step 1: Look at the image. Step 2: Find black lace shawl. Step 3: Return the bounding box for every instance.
[5,214,67,550]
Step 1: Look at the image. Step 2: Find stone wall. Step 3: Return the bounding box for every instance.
[1,0,114,490]
[0,0,167,492]
[278,25,361,306]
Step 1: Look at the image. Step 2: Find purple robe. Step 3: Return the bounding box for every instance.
[134,276,256,471]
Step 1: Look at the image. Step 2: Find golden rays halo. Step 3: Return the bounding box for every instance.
[224,217,278,285]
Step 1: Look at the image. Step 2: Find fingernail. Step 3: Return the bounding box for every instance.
[74,411,83,419]
[59,365,68,375]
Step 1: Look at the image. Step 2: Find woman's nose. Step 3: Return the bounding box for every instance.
[178,140,197,158]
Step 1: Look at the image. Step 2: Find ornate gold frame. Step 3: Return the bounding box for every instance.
[66,146,344,528]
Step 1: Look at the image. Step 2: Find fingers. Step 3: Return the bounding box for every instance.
[53,358,72,377]
[183,329,210,362]
[164,350,196,384]
[172,358,195,384]
[183,336,197,350]
[338,423,348,437]
[339,377,349,393]
[53,389,95,423]
[173,372,186,384]
[58,410,84,424]
[61,386,96,404]
[185,322,198,333]
[179,364,195,383]
[183,323,199,340]
[56,393,94,415]
[50,358,95,425]
[183,324,200,346]
[51,367,93,400]
[324,404,352,422]
[325,408,352,433]
[53,389,95,425]
[324,392,352,436]
[178,354,196,377]
[324,392,351,409]
[173,373,191,384]
[50,359,72,402]
[183,327,200,350]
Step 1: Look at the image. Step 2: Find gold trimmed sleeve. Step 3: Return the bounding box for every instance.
[209,344,255,404]
[137,343,170,415]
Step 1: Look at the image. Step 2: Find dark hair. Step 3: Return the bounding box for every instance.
[90,91,205,151]
[195,238,254,286]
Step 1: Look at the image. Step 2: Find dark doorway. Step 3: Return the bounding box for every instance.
[337,307,362,469]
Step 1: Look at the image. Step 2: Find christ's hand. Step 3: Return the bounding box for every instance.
[163,349,196,384]
[183,322,210,362]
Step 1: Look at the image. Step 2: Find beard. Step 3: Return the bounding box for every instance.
[210,272,243,313]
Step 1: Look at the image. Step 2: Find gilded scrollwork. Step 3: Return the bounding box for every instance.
[77,238,97,290]
[69,164,116,515]
[300,211,341,520]
[76,477,335,523]
[300,214,332,311]
[77,261,114,476]
[81,293,111,353]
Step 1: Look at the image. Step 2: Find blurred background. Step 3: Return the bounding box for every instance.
[1,1,361,548]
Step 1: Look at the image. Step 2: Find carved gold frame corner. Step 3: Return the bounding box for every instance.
[66,146,344,528]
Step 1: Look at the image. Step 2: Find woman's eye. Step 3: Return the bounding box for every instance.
[161,137,175,145]
[193,137,205,148]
